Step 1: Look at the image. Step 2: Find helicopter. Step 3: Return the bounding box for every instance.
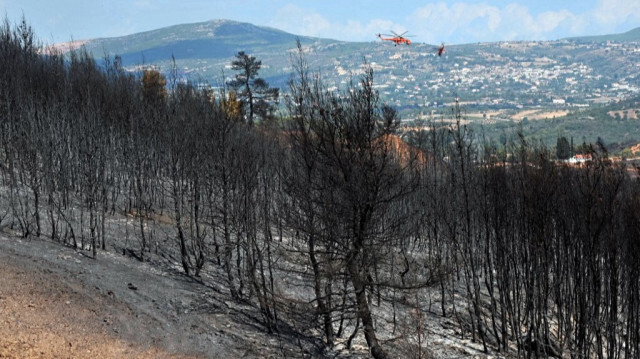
[377,31,414,46]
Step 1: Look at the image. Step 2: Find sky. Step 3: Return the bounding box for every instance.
[2,0,640,45]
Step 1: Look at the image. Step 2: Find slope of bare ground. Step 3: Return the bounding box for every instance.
[0,235,315,359]
[0,252,189,358]
[0,217,506,359]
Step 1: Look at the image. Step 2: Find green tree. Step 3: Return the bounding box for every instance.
[228,51,278,126]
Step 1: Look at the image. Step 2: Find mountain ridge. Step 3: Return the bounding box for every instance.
[58,19,640,52]
[57,19,640,80]
[564,26,640,43]
[62,19,334,64]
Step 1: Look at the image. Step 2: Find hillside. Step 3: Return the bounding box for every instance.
[565,26,640,43]
[63,20,640,122]
[63,19,338,85]
[68,19,330,63]
[5,18,640,358]
[0,234,320,358]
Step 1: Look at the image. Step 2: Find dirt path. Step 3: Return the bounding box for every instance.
[0,238,201,358]
[0,235,308,359]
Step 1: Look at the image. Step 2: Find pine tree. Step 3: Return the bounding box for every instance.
[227,51,278,125]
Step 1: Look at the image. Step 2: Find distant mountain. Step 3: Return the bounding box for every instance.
[63,20,640,88]
[69,19,334,65]
[60,20,640,120]
[565,26,640,43]
[55,20,640,149]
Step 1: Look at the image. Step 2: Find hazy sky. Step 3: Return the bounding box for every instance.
[3,0,640,45]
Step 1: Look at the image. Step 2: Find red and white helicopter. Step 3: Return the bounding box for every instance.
[377,30,414,46]
[377,31,446,57]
